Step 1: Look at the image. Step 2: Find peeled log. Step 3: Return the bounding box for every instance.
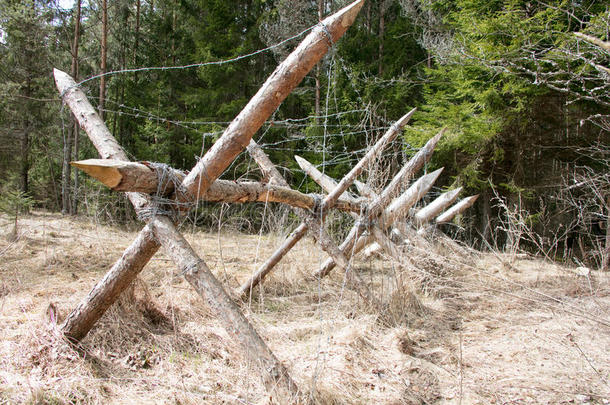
[435,195,479,224]
[295,156,357,202]
[316,129,445,276]
[71,159,364,213]
[413,187,462,225]
[178,0,365,202]
[314,170,442,278]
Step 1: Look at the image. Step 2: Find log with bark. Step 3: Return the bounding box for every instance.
[71,159,365,213]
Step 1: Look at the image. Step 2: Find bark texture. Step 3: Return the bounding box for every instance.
[71,159,364,213]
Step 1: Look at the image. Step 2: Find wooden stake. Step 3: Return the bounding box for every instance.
[436,195,480,224]
[413,187,462,225]
[295,155,358,202]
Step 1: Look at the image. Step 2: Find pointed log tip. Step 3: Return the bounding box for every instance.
[71,160,122,189]
[294,155,311,170]
[328,0,365,28]
[396,107,417,128]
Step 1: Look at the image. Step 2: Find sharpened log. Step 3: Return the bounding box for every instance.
[178,0,365,202]
[413,187,462,225]
[150,216,298,397]
[71,159,365,213]
[314,130,445,278]
[436,195,479,224]
[55,69,159,341]
[295,156,358,202]
[380,169,444,226]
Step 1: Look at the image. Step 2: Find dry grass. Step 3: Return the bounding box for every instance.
[0,211,609,404]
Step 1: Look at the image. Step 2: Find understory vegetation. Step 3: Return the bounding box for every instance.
[0,0,608,267]
[0,1,609,403]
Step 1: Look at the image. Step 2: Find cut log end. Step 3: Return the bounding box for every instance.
[71,159,123,189]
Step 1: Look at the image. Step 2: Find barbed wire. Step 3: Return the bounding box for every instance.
[74,24,317,88]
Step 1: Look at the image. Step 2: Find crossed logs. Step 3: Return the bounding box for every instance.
[54,1,476,400]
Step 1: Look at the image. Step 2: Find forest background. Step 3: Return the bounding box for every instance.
[0,0,608,267]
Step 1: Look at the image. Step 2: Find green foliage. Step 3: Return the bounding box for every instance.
[0,189,35,218]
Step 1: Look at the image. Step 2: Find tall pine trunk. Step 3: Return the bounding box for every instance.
[63,0,81,214]
[314,0,323,125]
[99,0,108,121]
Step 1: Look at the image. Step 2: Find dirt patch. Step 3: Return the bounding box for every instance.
[0,212,608,404]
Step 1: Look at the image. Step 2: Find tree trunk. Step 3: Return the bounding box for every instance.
[65,0,81,215]
[378,0,386,76]
[72,120,80,214]
[314,0,324,125]
[602,196,610,271]
[99,0,108,121]
[134,0,140,68]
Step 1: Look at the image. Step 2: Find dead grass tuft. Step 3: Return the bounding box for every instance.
[0,211,608,404]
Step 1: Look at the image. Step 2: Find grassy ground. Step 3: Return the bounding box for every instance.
[0,211,608,404]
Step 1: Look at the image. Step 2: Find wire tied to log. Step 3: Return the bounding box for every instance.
[317,22,335,48]
[310,194,324,218]
[137,162,190,222]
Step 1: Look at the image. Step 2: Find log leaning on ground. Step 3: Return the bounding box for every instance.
[313,129,445,278]
[238,109,415,298]
[55,69,160,340]
[177,0,365,202]
[55,68,299,396]
[71,159,365,213]
[150,216,298,395]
